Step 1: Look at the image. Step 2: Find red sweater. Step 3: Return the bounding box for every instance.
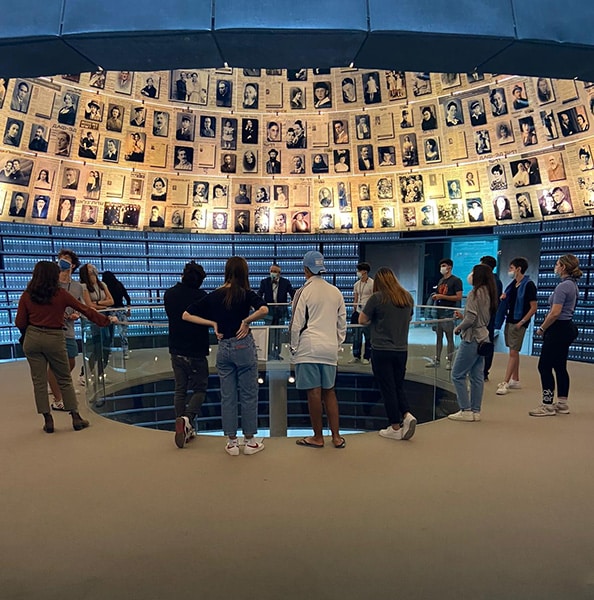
[16,288,110,331]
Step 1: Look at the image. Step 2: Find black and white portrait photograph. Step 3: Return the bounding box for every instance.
[106,104,124,132]
[199,115,216,138]
[311,153,329,174]
[447,179,462,199]
[424,138,440,163]
[511,82,529,110]
[466,71,485,84]
[290,87,305,109]
[0,156,32,187]
[362,71,381,104]
[558,106,589,137]
[333,149,350,173]
[32,166,53,190]
[516,193,534,219]
[444,99,464,126]
[355,115,371,140]
[519,116,538,146]
[412,72,432,97]
[421,205,436,226]
[84,99,103,122]
[130,106,146,127]
[287,69,308,81]
[140,74,160,99]
[385,70,406,100]
[319,213,335,230]
[89,70,106,89]
[241,118,259,144]
[8,191,28,217]
[437,201,465,225]
[313,81,332,109]
[467,198,484,222]
[176,114,195,142]
[221,118,237,150]
[169,209,185,229]
[399,108,413,129]
[242,83,259,109]
[52,130,71,157]
[273,185,289,207]
[80,204,98,224]
[400,174,425,203]
[489,88,508,117]
[420,105,438,130]
[192,181,209,204]
[400,133,418,167]
[124,132,146,162]
[341,77,357,104]
[475,130,492,155]
[242,150,257,173]
[212,211,228,230]
[290,155,305,174]
[56,196,75,223]
[496,121,514,145]
[151,177,167,201]
[332,120,349,144]
[318,187,333,208]
[170,71,208,105]
[358,206,374,229]
[148,205,165,228]
[441,73,461,89]
[0,77,8,109]
[402,206,416,227]
[215,79,233,107]
[377,177,393,199]
[493,195,513,220]
[489,164,508,191]
[254,206,270,233]
[10,80,31,113]
[536,77,555,104]
[103,138,120,162]
[469,99,487,126]
[62,167,80,190]
[57,92,79,125]
[84,170,102,200]
[357,144,374,171]
[115,71,134,95]
[174,146,193,171]
[152,111,169,137]
[378,146,396,167]
[220,153,236,174]
[32,195,50,219]
[3,119,24,147]
[541,110,558,141]
[379,206,394,228]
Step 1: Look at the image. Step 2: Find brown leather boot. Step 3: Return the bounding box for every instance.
[43,413,54,434]
[70,411,90,431]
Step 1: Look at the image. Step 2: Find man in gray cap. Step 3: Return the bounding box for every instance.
[290,251,347,449]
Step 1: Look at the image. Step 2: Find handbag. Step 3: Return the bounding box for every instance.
[350,310,360,325]
[477,340,494,356]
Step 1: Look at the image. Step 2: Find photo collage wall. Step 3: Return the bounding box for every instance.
[1,67,594,234]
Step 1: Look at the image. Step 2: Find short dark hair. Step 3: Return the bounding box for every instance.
[480,255,497,270]
[357,262,371,273]
[57,248,80,272]
[510,257,528,274]
[439,258,453,268]
[182,261,206,289]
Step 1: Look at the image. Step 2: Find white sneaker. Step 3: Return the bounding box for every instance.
[445,359,452,371]
[225,439,240,456]
[448,410,475,422]
[473,412,481,422]
[555,402,570,414]
[401,413,417,440]
[425,359,440,368]
[361,358,370,365]
[348,357,361,364]
[379,426,403,440]
[508,379,522,389]
[496,382,509,395]
[243,440,265,455]
[175,416,191,449]
[529,404,556,417]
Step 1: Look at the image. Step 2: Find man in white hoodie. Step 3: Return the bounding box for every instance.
[290,251,347,449]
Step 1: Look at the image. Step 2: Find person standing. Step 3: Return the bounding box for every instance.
[164,262,210,448]
[494,257,537,395]
[448,264,498,422]
[358,267,417,440]
[349,262,374,364]
[182,257,268,456]
[480,255,503,381]
[427,259,463,369]
[101,271,132,359]
[258,264,295,360]
[529,255,581,417]
[291,251,347,449]
[16,261,114,433]
[47,250,84,412]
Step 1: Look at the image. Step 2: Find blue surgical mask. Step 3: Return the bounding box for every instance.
[58,259,71,271]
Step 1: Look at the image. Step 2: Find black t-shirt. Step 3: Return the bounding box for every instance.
[188,287,266,340]
[164,282,209,357]
[435,274,463,315]
[505,279,537,325]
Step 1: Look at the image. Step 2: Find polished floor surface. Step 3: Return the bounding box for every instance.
[2,354,594,600]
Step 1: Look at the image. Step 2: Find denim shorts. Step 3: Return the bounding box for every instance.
[295,363,337,390]
[65,337,78,359]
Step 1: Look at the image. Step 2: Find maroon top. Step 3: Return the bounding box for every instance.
[16,288,110,331]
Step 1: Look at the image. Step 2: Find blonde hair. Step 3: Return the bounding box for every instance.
[373,267,414,307]
[558,254,583,279]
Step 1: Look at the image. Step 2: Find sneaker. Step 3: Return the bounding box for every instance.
[174,416,190,449]
[529,404,556,417]
[425,359,440,368]
[496,382,509,395]
[445,359,452,371]
[243,440,265,455]
[508,379,522,389]
[348,357,361,364]
[401,413,417,440]
[361,358,370,365]
[555,402,570,414]
[472,412,481,422]
[225,439,240,456]
[447,410,475,422]
[78,375,86,387]
[379,426,403,440]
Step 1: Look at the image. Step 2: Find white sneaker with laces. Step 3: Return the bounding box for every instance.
[496,382,509,395]
[379,426,403,440]
[529,404,556,417]
[555,402,570,414]
[175,416,191,449]
[448,410,475,422]
[225,439,240,456]
[401,413,417,440]
[361,358,370,365]
[425,359,440,368]
[472,412,481,422]
[243,440,265,455]
[348,357,361,364]
[508,379,522,389]
[445,359,452,371]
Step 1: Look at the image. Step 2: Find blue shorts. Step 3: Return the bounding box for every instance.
[65,337,78,359]
[295,363,337,390]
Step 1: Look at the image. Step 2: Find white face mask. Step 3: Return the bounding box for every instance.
[467,273,473,285]
[440,266,448,276]
[270,272,278,280]
[508,269,515,278]
[356,271,363,279]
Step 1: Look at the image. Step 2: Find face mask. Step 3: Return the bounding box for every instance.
[467,273,473,285]
[440,267,448,275]
[356,271,363,279]
[270,272,278,280]
[508,270,515,278]
[58,259,71,271]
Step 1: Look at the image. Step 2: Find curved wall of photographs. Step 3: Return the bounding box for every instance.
[1,68,594,233]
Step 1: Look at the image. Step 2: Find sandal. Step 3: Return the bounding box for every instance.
[51,400,66,411]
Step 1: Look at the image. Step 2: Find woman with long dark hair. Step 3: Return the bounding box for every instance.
[16,261,113,433]
[530,254,581,416]
[183,257,268,455]
[448,264,498,422]
[79,264,114,384]
[358,267,417,440]
[102,271,131,359]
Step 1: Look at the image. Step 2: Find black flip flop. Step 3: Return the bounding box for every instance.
[333,437,346,449]
[296,438,324,448]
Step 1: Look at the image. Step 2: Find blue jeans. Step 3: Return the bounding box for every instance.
[216,334,259,437]
[451,340,484,412]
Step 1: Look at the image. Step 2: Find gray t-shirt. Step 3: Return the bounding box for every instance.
[61,280,84,339]
[362,292,412,351]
